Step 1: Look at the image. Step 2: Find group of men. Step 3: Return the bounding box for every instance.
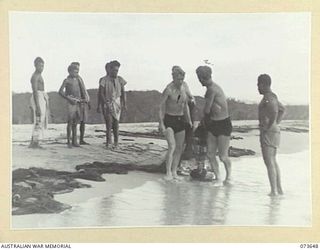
[159,65,285,196]
[30,57,126,150]
[29,57,285,196]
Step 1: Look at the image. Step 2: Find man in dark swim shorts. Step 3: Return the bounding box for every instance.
[163,114,186,134]
[159,66,193,181]
[196,65,233,187]
[205,117,232,137]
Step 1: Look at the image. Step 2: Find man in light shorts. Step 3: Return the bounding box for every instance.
[258,74,285,196]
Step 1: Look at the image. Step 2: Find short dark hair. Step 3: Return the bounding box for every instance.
[71,62,80,66]
[196,66,212,80]
[68,64,78,73]
[34,57,44,66]
[109,60,121,69]
[105,62,111,72]
[172,65,185,77]
[258,74,271,86]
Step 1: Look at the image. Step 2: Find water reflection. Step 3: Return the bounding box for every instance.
[266,196,282,225]
[12,150,311,228]
[161,180,232,225]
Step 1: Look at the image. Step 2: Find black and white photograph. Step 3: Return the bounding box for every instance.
[10,11,311,229]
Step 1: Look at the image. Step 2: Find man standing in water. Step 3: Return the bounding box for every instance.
[71,62,91,145]
[196,66,232,187]
[29,57,50,149]
[99,60,127,149]
[159,66,192,181]
[257,74,285,196]
[59,63,89,148]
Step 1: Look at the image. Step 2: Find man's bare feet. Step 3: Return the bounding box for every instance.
[72,143,80,147]
[277,188,284,195]
[268,191,277,197]
[212,180,223,187]
[172,175,183,181]
[112,144,119,150]
[28,143,44,149]
[80,140,90,145]
[223,179,233,186]
[164,173,173,181]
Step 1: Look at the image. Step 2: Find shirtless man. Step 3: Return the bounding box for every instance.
[29,57,49,148]
[257,74,285,196]
[71,62,91,145]
[196,66,232,186]
[159,66,192,181]
[59,63,88,148]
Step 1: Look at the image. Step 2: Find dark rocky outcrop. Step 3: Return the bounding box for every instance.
[229,146,255,157]
[12,144,255,215]
[12,167,93,215]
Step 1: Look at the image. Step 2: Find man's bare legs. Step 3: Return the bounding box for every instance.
[80,121,89,145]
[164,128,175,180]
[275,157,284,195]
[218,135,232,185]
[67,118,79,148]
[171,130,186,180]
[207,132,221,186]
[112,119,119,148]
[104,111,119,149]
[261,146,278,196]
[72,123,80,147]
[67,121,72,148]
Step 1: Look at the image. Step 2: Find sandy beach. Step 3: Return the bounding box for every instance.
[11,121,310,228]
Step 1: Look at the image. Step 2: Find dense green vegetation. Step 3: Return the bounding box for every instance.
[12,90,309,124]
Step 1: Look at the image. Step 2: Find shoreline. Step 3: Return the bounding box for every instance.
[12,150,311,228]
[12,122,309,217]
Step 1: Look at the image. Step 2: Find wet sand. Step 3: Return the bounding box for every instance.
[11,121,310,228]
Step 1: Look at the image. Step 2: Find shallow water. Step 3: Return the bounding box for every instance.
[12,150,310,228]
[11,121,311,228]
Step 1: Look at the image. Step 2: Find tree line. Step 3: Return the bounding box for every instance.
[12,90,309,124]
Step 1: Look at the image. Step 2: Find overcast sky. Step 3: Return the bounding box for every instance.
[9,12,310,105]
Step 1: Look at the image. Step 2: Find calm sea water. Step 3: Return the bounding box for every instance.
[11,121,311,228]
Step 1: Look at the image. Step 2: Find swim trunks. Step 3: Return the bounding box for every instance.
[164,114,186,134]
[205,117,232,137]
[260,129,280,149]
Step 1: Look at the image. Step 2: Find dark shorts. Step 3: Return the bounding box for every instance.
[164,114,186,134]
[205,117,233,137]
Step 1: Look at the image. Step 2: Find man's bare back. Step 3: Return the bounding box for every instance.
[205,82,229,120]
[259,92,284,132]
